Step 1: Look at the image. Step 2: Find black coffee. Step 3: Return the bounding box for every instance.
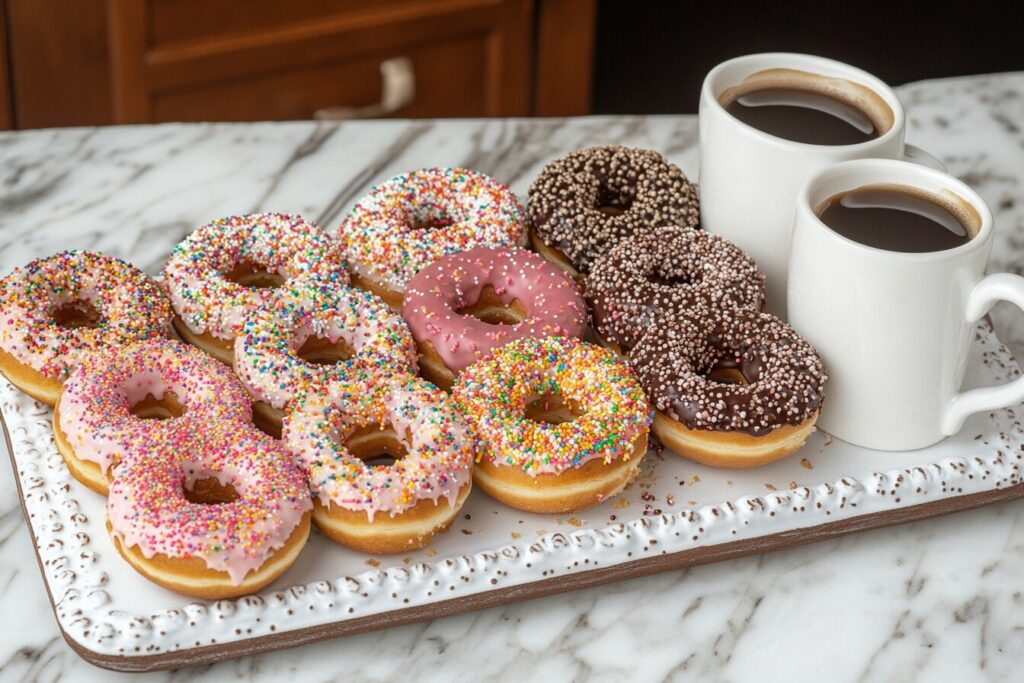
[724,87,879,146]
[818,185,972,253]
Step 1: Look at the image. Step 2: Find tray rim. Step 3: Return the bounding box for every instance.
[4,322,1024,673]
[9,423,1022,672]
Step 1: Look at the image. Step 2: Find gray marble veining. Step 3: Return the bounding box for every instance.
[0,72,1022,682]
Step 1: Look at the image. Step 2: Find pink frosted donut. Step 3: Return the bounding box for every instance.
[0,250,171,405]
[338,168,527,309]
[54,338,252,495]
[281,373,474,553]
[402,246,586,389]
[234,280,416,432]
[162,213,348,363]
[107,424,312,598]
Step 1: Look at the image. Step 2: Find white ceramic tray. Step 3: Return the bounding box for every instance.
[4,320,1023,672]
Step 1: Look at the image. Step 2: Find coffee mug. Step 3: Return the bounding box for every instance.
[787,158,1024,451]
[699,52,941,317]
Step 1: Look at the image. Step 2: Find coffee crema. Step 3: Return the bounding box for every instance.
[718,68,894,146]
[816,184,977,253]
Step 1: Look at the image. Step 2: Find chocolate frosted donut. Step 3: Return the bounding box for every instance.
[527,146,700,277]
[586,225,765,353]
[630,309,826,468]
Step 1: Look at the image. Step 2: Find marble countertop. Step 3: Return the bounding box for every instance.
[1,72,1022,682]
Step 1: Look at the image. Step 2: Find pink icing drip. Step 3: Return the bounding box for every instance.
[106,427,310,585]
[57,339,251,475]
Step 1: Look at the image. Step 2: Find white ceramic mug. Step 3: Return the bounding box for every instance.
[698,53,941,317]
[787,158,1024,451]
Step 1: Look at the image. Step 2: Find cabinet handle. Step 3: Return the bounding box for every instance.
[314,57,416,121]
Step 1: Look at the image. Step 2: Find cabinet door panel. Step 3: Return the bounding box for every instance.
[7,0,112,127]
[151,36,489,122]
[109,0,531,122]
[147,0,433,47]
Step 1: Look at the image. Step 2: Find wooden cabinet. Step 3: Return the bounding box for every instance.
[0,6,10,130]
[1,0,595,129]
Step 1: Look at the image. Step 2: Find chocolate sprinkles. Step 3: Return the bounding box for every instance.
[586,225,765,351]
[630,309,827,436]
[528,146,700,275]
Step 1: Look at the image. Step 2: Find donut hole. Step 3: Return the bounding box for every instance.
[251,401,282,440]
[524,392,581,425]
[52,300,102,330]
[595,185,635,216]
[183,476,240,505]
[456,285,526,326]
[363,455,398,468]
[130,391,186,420]
[225,261,284,290]
[407,206,455,231]
[296,334,356,366]
[345,424,409,468]
[706,363,750,386]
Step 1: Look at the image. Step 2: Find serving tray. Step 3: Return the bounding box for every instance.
[4,319,1023,672]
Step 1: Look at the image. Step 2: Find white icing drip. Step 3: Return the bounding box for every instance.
[282,375,474,522]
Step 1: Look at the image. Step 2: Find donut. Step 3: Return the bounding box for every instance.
[402,246,587,390]
[629,310,827,468]
[234,280,416,436]
[452,336,652,514]
[528,146,700,279]
[162,213,348,364]
[338,168,526,309]
[282,373,474,554]
[586,225,765,354]
[54,338,252,495]
[107,424,312,598]
[0,250,170,405]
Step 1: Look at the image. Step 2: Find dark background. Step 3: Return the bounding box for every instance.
[591,0,1024,114]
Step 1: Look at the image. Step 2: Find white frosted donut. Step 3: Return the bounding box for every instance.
[282,373,474,553]
[162,213,347,361]
[453,336,652,514]
[338,168,526,307]
[0,250,170,404]
[233,281,416,426]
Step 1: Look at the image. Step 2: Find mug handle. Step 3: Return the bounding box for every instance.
[942,273,1024,434]
[902,143,946,172]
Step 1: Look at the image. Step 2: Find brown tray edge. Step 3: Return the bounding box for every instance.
[5,408,1024,672]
